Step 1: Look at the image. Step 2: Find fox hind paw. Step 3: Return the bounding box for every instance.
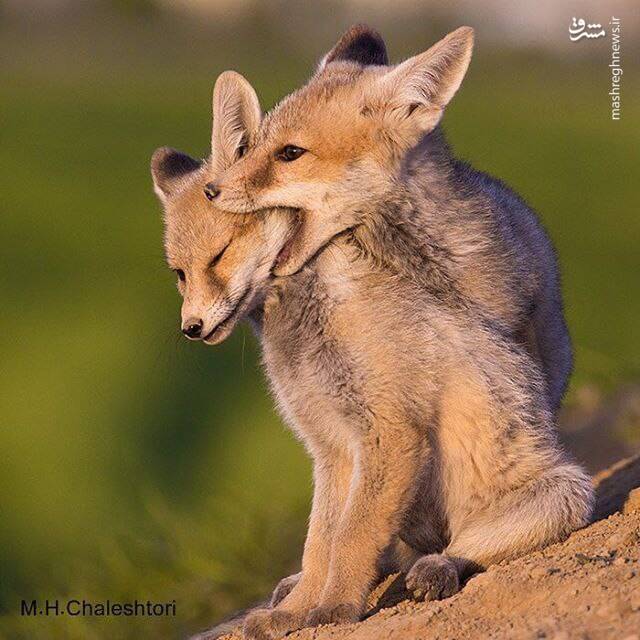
[405,554,460,601]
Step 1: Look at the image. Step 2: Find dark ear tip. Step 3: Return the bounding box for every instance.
[343,23,385,43]
[151,147,201,180]
[326,23,389,67]
[151,146,176,173]
[150,147,202,199]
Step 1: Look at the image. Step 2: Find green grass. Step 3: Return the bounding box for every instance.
[0,13,638,639]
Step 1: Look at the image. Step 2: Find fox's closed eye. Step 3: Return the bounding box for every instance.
[209,243,230,269]
[276,145,307,162]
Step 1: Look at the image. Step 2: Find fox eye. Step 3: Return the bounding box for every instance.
[174,269,185,282]
[237,144,247,159]
[204,182,220,202]
[276,145,306,162]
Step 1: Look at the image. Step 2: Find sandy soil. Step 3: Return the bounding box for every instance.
[200,456,640,640]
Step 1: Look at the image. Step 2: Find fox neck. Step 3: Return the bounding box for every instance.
[271,128,470,310]
[399,126,455,178]
[341,127,459,298]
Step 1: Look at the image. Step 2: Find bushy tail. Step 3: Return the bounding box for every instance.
[447,461,594,567]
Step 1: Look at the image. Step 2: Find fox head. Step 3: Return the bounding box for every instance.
[211,25,474,276]
[151,72,296,345]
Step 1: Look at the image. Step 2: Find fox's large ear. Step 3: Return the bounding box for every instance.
[371,27,474,146]
[151,147,202,202]
[318,24,388,71]
[211,70,261,175]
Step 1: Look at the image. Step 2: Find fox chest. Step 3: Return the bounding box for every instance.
[260,273,371,447]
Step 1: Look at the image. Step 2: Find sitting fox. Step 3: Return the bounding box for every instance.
[151,26,593,640]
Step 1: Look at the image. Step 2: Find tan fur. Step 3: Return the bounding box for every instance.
[151,28,592,640]
[158,174,293,345]
[213,27,474,232]
[213,25,572,414]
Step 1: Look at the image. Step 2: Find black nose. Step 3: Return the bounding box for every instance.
[182,318,203,339]
[204,182,220,201]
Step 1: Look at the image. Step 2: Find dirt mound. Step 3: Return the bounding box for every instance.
[202,456,640,640]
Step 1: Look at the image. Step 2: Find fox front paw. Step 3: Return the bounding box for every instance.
[405,554,460,601]
[243,608,304,640]
[305,603,360,628]
[269,572,302,607]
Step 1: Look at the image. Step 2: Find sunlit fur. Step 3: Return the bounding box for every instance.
[152,150,294,346]
[152,27,592,640]
[214,25,572,415]
[156,159,593,638]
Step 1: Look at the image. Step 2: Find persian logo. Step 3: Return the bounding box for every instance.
[569,17,606,41]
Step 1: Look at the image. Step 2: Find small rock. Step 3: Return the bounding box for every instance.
[606,532,624,549]
[530,565,548,579]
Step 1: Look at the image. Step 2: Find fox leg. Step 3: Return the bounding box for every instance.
[244,449,352,640]
[378,537,423,577]
[381,496,446,577]
[304,423,428,628]
[405,462,593,601]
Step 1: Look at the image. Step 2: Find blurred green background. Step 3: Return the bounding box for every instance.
[1,1,638,638]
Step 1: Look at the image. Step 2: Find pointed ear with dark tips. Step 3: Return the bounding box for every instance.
[151,147,202,202]
[211,70,262,175]
[371,26,474,144]
[318,24,388,71]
